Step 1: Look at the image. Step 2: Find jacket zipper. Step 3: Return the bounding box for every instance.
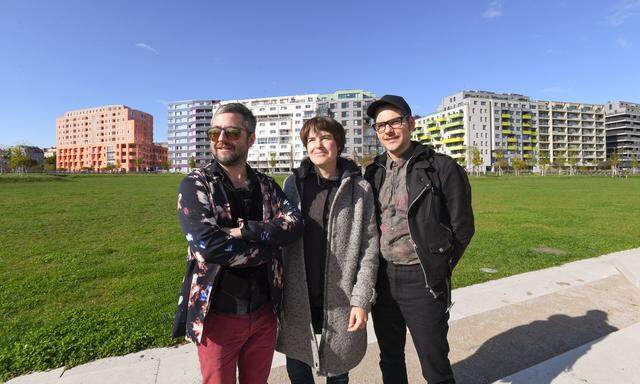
[407,186,434,296]
[405,155,437,298]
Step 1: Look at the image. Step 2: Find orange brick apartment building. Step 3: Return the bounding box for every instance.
[56,105,167,172]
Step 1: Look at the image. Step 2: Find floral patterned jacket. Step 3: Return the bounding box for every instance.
[172,161,304,343]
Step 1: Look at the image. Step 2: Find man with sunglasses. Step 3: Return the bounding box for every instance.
[173,103,304,384]
[364,95,475,384]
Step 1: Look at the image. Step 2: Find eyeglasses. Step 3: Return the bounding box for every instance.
[208,126,245,141]
[372,116,406,133]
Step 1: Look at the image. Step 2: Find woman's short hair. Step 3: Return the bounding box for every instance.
[299,116,346,155]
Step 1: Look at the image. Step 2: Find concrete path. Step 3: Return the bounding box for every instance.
[7,248,640,384]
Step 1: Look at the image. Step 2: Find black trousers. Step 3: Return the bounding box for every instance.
[372,260,454,384]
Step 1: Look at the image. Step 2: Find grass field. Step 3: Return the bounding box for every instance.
[1,173,639,380]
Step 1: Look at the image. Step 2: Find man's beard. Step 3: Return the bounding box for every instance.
[213,145,247,166]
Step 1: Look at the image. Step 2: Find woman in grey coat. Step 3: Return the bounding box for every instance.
[277,116,379,383]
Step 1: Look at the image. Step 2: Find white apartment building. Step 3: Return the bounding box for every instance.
[414,91,535,170]
[168,90,380,173]
[413,91,606,170]
[536,100,606,167]
[167,99,220,173]
[604,101,640,165]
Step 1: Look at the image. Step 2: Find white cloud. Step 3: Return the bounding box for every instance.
[616,36,632,49]
[605,0,640,27]
[135,43,159,55]
[482,0,503,19]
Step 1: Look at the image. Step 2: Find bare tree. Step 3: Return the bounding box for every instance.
[609,150,620,177]
[554,153,566,175]
[567,151,578,176]
[538,153,549,176]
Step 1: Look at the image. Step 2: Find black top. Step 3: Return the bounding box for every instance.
[301,167,340,309]
[211,164,270,315]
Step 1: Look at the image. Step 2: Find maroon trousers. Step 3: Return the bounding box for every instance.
[197,305,277,384]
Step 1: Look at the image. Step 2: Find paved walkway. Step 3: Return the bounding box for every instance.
[7,248,640,384]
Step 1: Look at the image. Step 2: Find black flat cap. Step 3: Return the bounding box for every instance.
[366,95,412,119]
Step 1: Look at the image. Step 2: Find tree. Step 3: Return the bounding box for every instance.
[188,156,196,170]
[554,153,566,175]
[567,151,578,176]
[492,149,507,176]
[115,159,122,172]
[9,147,28,174]
[268,152,277,170]
[44,153,56,171]
[0,147,10,173]
[538,153,550,176]
[631,154,639,175]
[159,160,171,171]
[471,146,483,176]
[609,150,620,177]
[135,157,144,172]
[351,150,359,167]
[360,153,374,170]
[512,157,527,176]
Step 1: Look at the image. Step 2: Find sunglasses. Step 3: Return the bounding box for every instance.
[208,126,245,141]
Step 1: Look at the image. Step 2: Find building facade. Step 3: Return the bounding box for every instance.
[604,101,640,166]
[167,90,381,173]
[167,100,220,172]
[413,90,607,170]
[535,100,606,167]
[56,105,167,172]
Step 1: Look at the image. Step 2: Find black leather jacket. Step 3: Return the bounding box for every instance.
[364,142,475,292]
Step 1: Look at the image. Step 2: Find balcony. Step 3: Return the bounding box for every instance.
[501,113,511,119]
[523,130,535,135]
[522,122,532,128]
[448,145,465,151]
[523,146,533,151]
[507,138,517,143]
[448,112,464,119]
[522,114,532,120]
[428,126,440,133]
[442,137,465,144]
[501,122,512,127]
[451,152,465,159]
[445,128,465,135]
[502,129,513,135]
[523,154,532,159]
[507,145,517,151]
[437,116,447,123]
[442,120,464,129]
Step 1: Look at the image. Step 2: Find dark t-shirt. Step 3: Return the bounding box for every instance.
[211,165,270,315]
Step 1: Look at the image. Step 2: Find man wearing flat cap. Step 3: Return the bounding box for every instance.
[364,95,475,384]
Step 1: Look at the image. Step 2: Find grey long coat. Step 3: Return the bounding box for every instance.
[276,158,379,376]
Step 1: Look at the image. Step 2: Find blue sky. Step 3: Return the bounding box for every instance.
[1,0,639,147]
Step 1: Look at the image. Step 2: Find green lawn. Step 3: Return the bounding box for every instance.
[1,174,639,380]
